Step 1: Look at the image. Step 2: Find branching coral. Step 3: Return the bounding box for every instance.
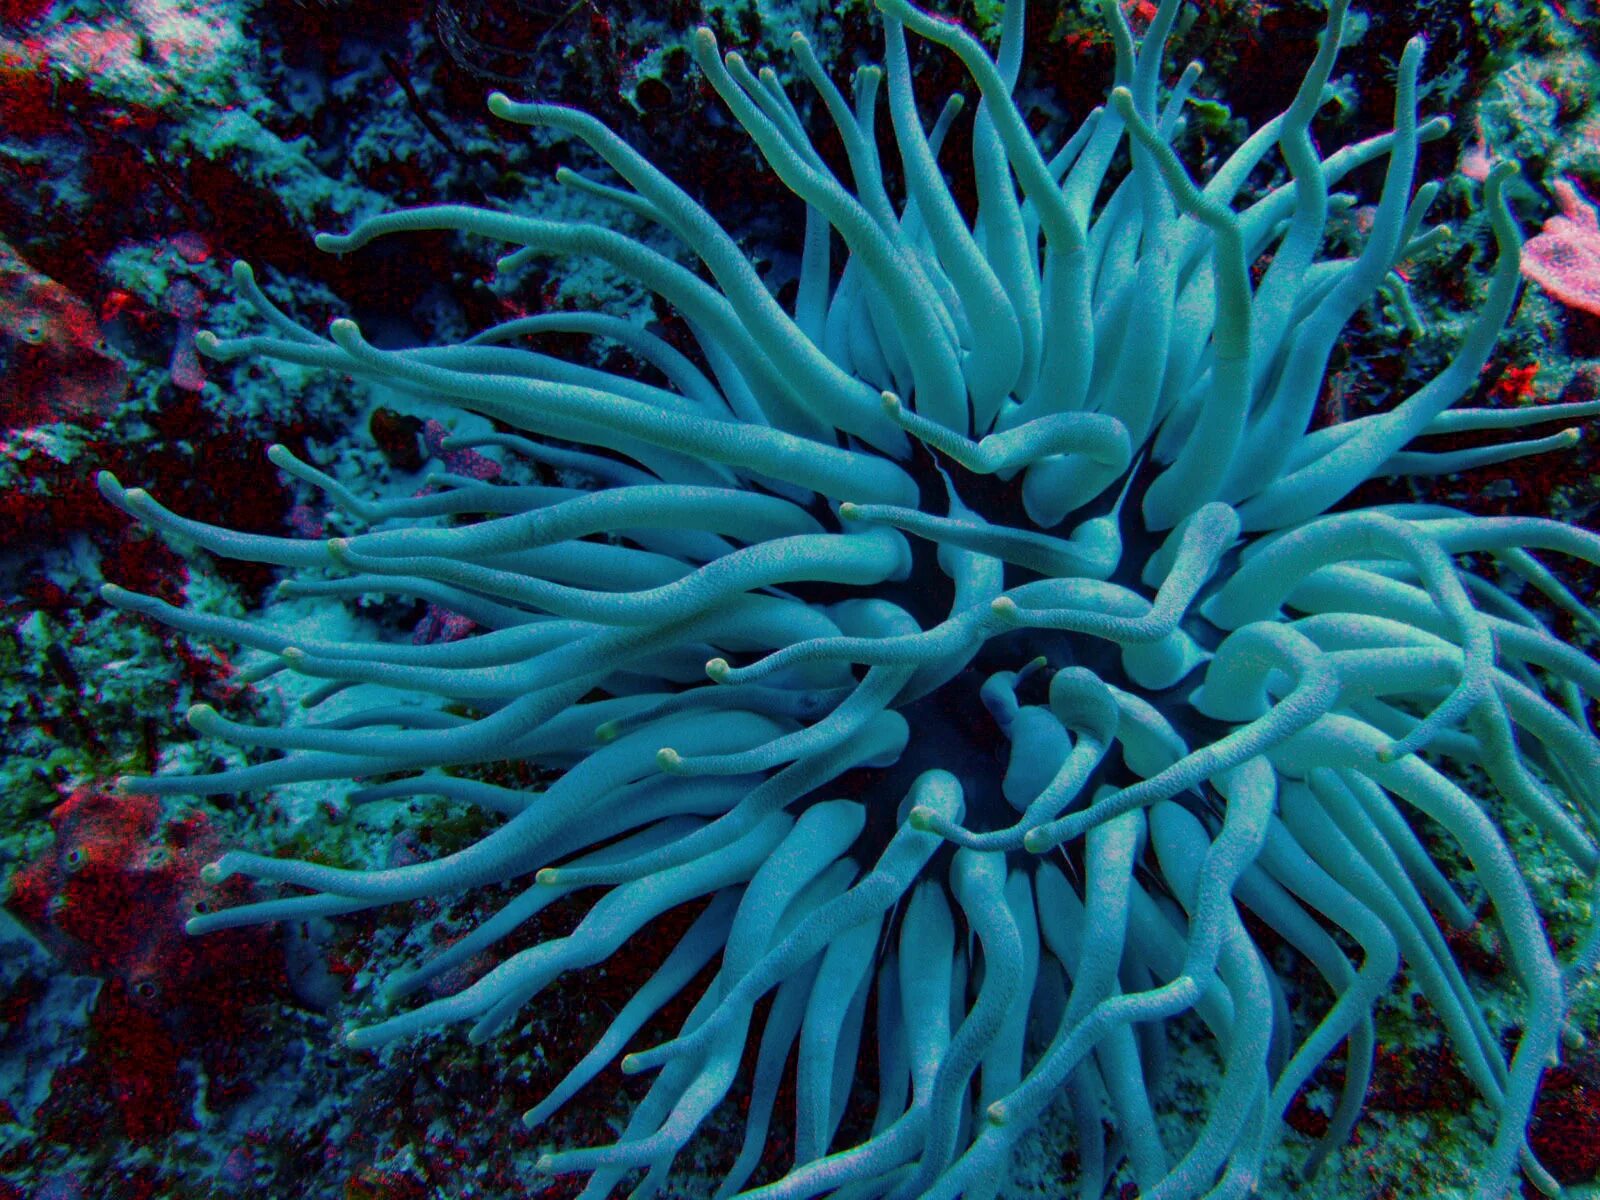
[95,0,1600,1196]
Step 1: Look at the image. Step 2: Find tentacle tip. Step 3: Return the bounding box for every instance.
[1486,159,1518,185]
[880,390,902,415]
[193,329,222,356]
[705,657,731,682]
[594,720,621,743]
[281,646,307,664]
[199,861,226,884]
[986,1101,1010,1126]
[312,232,346,254]
[656,747,684,773]
[183,917,204,935]
[838,502,862,520]
[990,596,1021,623]
[536,868,562,885]
[1022,829,1052,854]
[620,1053,645,1075]
[99,582,126,604]
[186,703,219,731]
[328,317,360,341]
[907,805,937,832]
[1375,741,1404,763]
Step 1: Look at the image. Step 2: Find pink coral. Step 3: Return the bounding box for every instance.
[0,236,127,428]
[422,417,500,480]
[1523,178,1600,317]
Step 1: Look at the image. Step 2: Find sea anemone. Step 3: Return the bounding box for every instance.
[96,0,1600,1196]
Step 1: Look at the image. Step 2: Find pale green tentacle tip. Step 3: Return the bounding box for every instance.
[193,329,223,358]
[706,657,732,683]
[1375,741,1403,764]
[187,703,222,733]
[881,390,903,415]
[1419,115,1451,141]
[102,476,150,511]
[327,537,356,567]
[907,805,939,832]
[1485,158,1519,193]
[657,746,684,773]
[266,443,295,468]
[535,867,562,885]
[99,582,127,605]
[199,861,227,884]
[594,719,622,743]
[986,1100,1011,1126]
[619,1052,646,1076]
[839,502,863,521]
[1022,827,1053,854]
[990,596,1022,624]
[314,229,365,255]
